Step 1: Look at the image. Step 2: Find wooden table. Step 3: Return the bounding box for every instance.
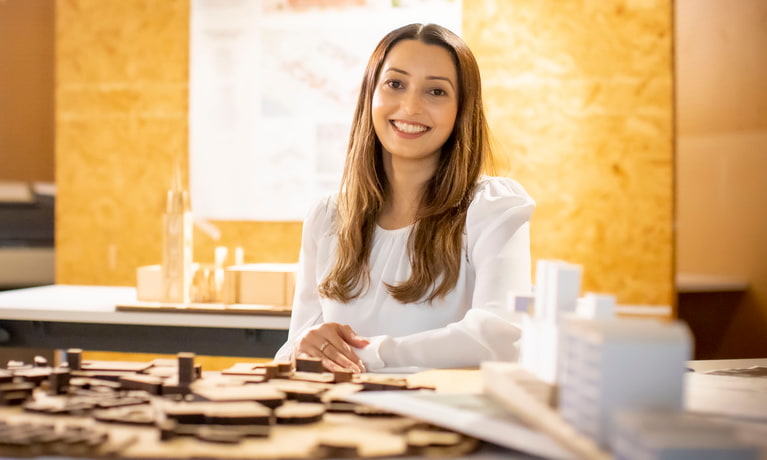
[0,285,290,358]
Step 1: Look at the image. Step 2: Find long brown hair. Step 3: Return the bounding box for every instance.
[318,23,490,304]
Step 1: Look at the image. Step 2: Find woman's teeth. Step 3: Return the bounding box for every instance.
[392,121,427,134]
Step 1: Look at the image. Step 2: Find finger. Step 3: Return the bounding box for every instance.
[329,328,368,372]
[339,324,370,348]
[320,340,364,373]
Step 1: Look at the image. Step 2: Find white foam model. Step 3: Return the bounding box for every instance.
[519,259,582,384]
[558,317,693,448]
[576,293,616,319]
[611,410,760,460]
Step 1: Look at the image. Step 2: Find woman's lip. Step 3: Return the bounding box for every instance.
[390,120,430,136]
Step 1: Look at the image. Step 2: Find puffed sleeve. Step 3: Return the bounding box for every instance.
[273,197,334,361]
[355,177,535,370]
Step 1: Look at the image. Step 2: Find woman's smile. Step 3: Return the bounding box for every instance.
[391,120,430,136]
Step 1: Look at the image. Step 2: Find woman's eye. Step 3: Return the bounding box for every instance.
[430,88,447,96]
[386,80,403,89]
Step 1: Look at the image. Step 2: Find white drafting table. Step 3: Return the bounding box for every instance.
[0,285,290,357]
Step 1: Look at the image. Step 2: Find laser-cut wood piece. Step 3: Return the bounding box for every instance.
[13,367,51,384]
[118,374,164,395]
[177,352,196,384]
[65,349,82,370]
[353,404,400,417]
[80,360,153,373]
[69,377,122,391]
[0,420,109,457]
[291,371,335,384]
[275,361,292,376]
[260,362,279,380]
[321,382,364,413]
[93,405,157,425]
[159,418,270,442]
[295,357,323,373]
[274,402,325,424]
[0,382,35,405]
[49,368,71,395]
[406,428,479,457]
[204,403,272,425]
[161,376,192,398]
[315,438,360,458]
[164,402,210,424]
[94,391,151,409]
[195,425,245,444]
[332,369,354,383]
[70,370,137,382]
[221,363,265,376]
[358,375,409,391]
[0,369,13,384]
[4,360,28,370]
[193,385,286,408]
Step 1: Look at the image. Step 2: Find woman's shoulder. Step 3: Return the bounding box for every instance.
[303,193,338,234]
[465,176,535,242]
[470,176,536,212]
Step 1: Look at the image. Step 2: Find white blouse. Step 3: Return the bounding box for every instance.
[274,176,535,372]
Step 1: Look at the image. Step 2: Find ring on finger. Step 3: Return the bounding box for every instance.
[319,341,330,354]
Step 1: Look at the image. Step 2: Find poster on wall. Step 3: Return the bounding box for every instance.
[189,0,462,221]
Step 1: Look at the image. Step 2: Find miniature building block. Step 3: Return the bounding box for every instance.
[119,374,164,395]
[136,265,164,302]
[534,259,582,322]
[177,352,196,385]
[333,369,353,383]
[192,385,286,408]
[507,292,535,313]
[519,316,561,384]
[0,370,13,384]
[295,357,324,373]
[558,317,693,448]
[0,381,35,405]
[275,402,326,424]
[48,368,71,395]
[576,293,616,319]
[65,348,82,371]
[224,263,298,306]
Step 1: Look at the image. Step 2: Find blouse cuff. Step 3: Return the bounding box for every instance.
[355,335,392,371]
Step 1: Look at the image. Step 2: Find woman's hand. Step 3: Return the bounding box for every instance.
[295,322,370,373]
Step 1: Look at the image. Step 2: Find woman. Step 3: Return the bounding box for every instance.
[274,23,535,372]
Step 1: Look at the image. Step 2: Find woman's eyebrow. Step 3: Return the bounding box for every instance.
[385,67,455,90]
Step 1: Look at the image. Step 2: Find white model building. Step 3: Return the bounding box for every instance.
[558,316,693,447]
[612,410,760,460]
[519,259,582,384]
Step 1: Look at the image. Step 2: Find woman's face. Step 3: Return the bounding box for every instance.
[371,39,458,167]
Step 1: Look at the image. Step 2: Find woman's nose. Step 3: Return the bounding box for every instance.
[401,90,422,114]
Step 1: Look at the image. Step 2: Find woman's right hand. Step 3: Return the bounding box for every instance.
[295,322,370,373]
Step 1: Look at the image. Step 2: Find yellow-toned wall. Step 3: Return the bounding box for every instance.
[465,1,673,307]
[56,0,674,308]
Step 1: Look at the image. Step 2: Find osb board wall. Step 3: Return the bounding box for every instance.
[56,0,673,308]
[465,1,674,307]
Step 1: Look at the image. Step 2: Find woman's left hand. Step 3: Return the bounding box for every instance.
[295,322,370,373]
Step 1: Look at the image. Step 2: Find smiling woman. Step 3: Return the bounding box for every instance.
[275,24,536,373]
[51,1,676,355]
